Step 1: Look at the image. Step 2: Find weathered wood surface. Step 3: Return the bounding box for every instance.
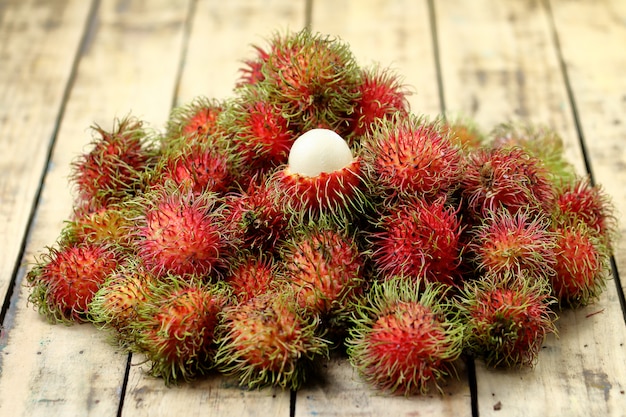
[0,0,624,416]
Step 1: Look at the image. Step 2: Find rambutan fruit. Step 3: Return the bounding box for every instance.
[490,122,576,183]
[348,66,410,139]
[460,146,556,219]
[27,242,122,323]
[62,202,136,250]
[221,88,296,178]
[130,277,229,384]
[147,137,237,197]
[346,277,464,396]
[280,222,365,317]
[225,251,279,303]
[370,196,464,287]
[439,116,485,151]
[224,176,291,254]
[456,273,557,368]
[236,44,270,87]
[274,128,367,224]
[133,188,233,279]
[70,116,153,210]
[550,223,610,308]
[552,176,618,248]
[88,258,155,342]
[466,209,556,281]
[363,114,462,201]
[258,29,361,134]
[165,96,224,143]
[214,290,329,390]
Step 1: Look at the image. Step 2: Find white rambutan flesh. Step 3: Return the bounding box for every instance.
[288,128,353,177]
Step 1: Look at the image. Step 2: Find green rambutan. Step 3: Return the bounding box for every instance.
[348,66,410,139]
[363,114,462,201]
[70,116,153,210]
[371,197,464,287]
[460,146,556,219]
[467,209,556,281]
[346,277,464,396]
[62,202,136,250]
[456,273,557,368]
[130,277,229,384]
[550,223,610,308]
[133,188,233,279]
[27,242,122,323]
[214,290,329,390]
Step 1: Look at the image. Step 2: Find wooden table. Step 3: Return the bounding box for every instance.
[1,1,625,416]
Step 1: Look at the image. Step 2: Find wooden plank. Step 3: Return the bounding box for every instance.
[436,0,626,415]
[292,1,472,416]
[120,1,306,416]
[549,0,626,294]
[0,1,191,416]
[0,0,90,313]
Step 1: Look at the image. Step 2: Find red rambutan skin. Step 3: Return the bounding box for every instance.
[460,147,556,219]
[372,198,463,286]
[467,209,556,280]
[282,228,364,315]
[365,115,462,200]
[458,275,556,368]
[349,67,410,138]
[226,253,278,303]
[166,97,224,143]
[276,158,364,218]
[552,177,617,246]
[236,44,270,87]
[132,281,227,383]
[135,191,229,279]
[550,224,609,308]
[27,243,121,323]
[215,291,328,390]
[71,117,151,209]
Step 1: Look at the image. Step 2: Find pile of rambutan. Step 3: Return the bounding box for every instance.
[26,28,618,395]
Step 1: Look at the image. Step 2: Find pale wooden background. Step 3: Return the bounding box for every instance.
[0,1,625,416]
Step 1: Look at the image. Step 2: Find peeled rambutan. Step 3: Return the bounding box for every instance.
[133,188,232,279]
[258,29,361,134]
[467,209,556,281]
[70,116,153,210]
[27,242,122,323]
[371,197,463,287]
[550,223,610,308]
[280,223,364,316]
[88,259,155,342]
[346,277,464,396]
[214,290,329,390]
[274,128,367,223]
[348,66,410,138]
[130,278,228,384]
[224,176,291,254]
[225,252,279,303]
[363,114,462,201]
[165,96,224,143]
[460,146,556,219]
[552,176,617,248]
[456,273,557,368]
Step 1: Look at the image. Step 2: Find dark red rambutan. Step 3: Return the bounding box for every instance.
[130,278,229,384]
[456,273,557,368]
[371,197,463,287]
[166,97,224,143]
[134,188,232,279]
[348,66,410,138]
[258,29,361,134]
[467,209,556,281]
[346,277,464,396]
[460,146,556,219]
[225,252,279,303]
[280,223,364,316]
[363,114,462,200]
[550,223,610,308]
[214,290,329,390]
[552,176,617,247]
[70,116,153,210]
[27,242,122,323]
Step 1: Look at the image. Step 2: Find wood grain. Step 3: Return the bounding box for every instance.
[0,1,190,416]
